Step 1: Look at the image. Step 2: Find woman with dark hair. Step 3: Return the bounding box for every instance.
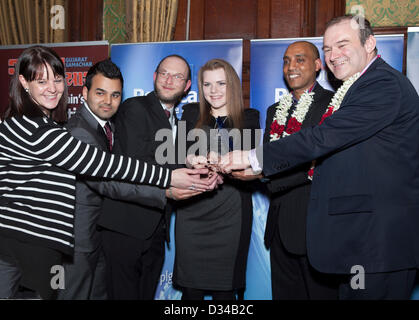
[173,59,260,300]
[0,45,210,299]
[5,45,68,123]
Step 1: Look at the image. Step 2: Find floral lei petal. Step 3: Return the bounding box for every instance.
[270,91,314,142]
[268,72,361,181]
[321,72,361,123]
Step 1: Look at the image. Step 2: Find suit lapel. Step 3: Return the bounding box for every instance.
[283,83,331,130]
[304,84,332,127]
[148,91,178,145]
[146,92,180,167]
[340,57,383,107]
[79,104,109,151]
[147,92,172,130]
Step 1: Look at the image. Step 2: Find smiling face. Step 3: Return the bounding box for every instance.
[153,56,191,108]
[19,63,65,116]
[283,42,321,99]
[202,68,228,117]
[323,19,376,81]
[83,73,122,120]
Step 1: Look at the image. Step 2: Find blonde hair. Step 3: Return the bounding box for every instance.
[195,59,243,129]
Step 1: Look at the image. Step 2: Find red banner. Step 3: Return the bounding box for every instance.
[0,41,109,117]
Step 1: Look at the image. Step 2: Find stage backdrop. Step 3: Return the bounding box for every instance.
[0,41,109,117]
[110,40,243,300]
[407,27,419,94]
[249,34,411,300]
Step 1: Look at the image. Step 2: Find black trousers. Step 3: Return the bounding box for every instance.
[100,222,166,300]
[57,245,107,300]
[270,230,339,300]
[0,235,62,300]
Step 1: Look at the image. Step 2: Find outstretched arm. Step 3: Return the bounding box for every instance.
[85,178,167,210]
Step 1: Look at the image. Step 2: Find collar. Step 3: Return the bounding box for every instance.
[360,54,380,76]
[160,101,174,118]
[292,81,317,104]
[83,102,109,129]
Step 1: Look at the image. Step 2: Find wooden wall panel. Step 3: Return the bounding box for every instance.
[314,0,346,36]
[173,0,188,40]
[270,0,304,38]
[189,0,205,40]
[256,0,271,38]
[203,0,257,40]
[174,0,347,43]
[173,0,347,107]
[68,0,103,42]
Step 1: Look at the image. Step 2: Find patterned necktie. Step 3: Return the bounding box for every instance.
[103,122,113,151]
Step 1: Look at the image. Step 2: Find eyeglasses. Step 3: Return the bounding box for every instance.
[157,71,186,82]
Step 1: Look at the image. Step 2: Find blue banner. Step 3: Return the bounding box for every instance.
[248,35,405,300]
[407,27,419,94]
[111,40,243,119]
[110,40,243,300]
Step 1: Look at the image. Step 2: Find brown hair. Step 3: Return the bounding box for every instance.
[195,58,243,129]
[4,45,68,123]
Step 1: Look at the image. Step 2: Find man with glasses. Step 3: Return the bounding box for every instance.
[98,55,205,299]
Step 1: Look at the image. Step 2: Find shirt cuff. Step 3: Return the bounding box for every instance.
[249,149,262,173]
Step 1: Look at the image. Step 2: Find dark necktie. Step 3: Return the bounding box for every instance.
[104,122,113,151]
[215,116,226,129]
[164,109,171,119]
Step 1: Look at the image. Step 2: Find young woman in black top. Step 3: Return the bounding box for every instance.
[174,59,260,300]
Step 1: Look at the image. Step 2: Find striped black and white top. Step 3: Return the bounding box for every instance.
[0,116,171,255]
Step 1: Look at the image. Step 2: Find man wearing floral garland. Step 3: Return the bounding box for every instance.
[221,15,419,299]
[263,41,338,300]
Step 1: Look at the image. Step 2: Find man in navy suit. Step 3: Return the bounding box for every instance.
[221,15,419,299]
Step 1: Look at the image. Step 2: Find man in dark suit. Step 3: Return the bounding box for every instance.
[221,15,419,299]
[60,60,172,299]
[98,55,203,299]
[263,41,338,299]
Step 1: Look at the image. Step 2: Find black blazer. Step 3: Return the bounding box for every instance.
[65,104,167,251]
[98,91,178,240]
[263,83,333,255]
[259,58,419,274]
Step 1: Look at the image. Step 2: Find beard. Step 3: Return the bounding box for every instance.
[154,82,186,105]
